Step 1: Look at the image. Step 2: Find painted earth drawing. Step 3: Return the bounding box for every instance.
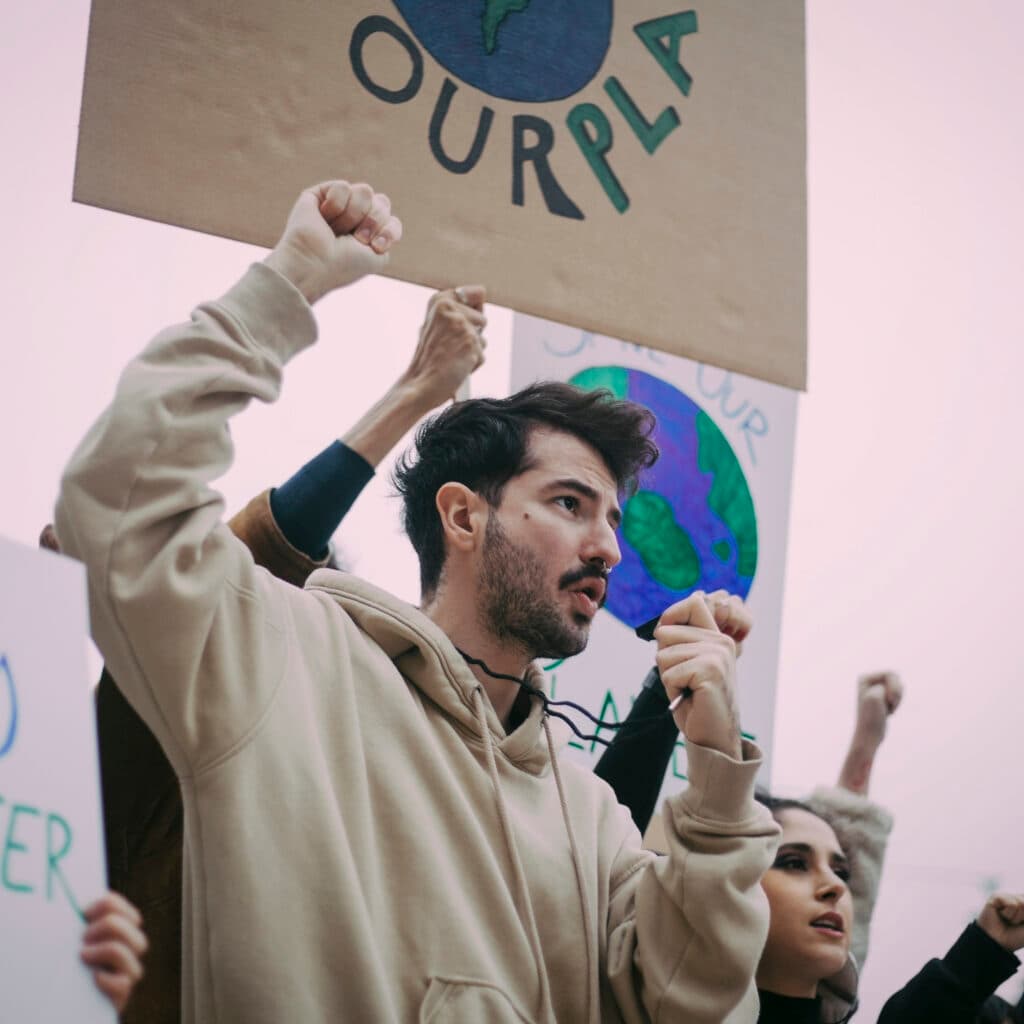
[570,366,758,628]
[392,0,613,101]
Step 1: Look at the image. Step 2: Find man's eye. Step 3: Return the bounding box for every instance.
[555,496,579,512]
[834,866,852,883]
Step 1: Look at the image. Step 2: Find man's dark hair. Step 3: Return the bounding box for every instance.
[393,381,659,597]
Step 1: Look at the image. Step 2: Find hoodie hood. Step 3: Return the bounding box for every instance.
[305,569,553,775]
[817,952,859,1023]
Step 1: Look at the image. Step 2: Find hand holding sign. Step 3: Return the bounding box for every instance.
[263,181,403,304]
[654,593,742,760]
[80,891,148,1012]
[1,535,115,1022]
[400,285,487,408]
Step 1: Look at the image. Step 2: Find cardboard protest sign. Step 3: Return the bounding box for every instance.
[0,536,113,1023]
[510,314,798,793]
[74,1,807,388]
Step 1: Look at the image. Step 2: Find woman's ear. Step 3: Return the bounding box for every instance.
[435,483,487,554]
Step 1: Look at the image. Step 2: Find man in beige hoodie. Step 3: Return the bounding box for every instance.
[57,179,779,1023]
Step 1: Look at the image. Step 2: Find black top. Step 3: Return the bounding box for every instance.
[758,989,823,1023]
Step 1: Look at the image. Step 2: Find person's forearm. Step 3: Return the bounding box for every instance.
[268,442,374,561]
[342,378,437,468]
[837,741,878,795]
[260,374,442,565]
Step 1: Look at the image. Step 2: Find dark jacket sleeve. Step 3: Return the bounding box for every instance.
[267,439,374,559]
[228,443,374,587]
[227,490,327,588]
[593,668,679,834]
[877,922,1020,1023]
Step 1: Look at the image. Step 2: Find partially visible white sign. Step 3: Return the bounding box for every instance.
[0,535,113,1023]
[511,315,799,796]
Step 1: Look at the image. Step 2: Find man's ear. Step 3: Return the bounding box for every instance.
[435,483,487,554]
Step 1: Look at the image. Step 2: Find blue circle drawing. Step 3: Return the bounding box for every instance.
[0,655,17,758]
[570,367,759,629]
[392,1,612,102]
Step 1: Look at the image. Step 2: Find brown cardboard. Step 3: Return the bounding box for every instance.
[74,2,807,389]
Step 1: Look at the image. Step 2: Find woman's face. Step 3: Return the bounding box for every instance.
[756,807,854,999]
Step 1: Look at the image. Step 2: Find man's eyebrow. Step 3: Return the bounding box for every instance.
[544,478,622,526]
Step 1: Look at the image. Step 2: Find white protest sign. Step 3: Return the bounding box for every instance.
[511,316,798,795]
[0,535,113,1023]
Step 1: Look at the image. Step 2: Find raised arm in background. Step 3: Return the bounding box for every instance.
[877,892,1024,1023]
[807,671,902,972]
[230,283,487,580]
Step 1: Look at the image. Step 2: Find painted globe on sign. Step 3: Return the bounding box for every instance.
[392,0,612,102]
[570,367,758,629]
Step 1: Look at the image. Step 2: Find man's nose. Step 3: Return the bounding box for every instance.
[586,519,621,571]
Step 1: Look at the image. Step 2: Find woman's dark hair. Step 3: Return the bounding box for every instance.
[393,381,658,597]
[756,791,830,824]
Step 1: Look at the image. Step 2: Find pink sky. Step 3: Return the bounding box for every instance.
[2,1,1022,1014]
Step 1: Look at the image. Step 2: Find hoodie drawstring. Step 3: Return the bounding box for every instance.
[544,718,595,1024]
[472,687,554,1021]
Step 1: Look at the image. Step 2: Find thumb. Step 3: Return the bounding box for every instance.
[345,240,391,278]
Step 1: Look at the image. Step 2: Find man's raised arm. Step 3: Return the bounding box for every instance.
[56,181,401,775]
[606,593,780,1022]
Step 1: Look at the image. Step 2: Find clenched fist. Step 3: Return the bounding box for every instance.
[263,180,403,304]
[655,592,743,759]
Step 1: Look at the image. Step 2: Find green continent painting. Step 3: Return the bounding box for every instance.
[570,366,758,627]
[482,0,532,54]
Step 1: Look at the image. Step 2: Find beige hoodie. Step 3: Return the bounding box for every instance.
[56,263,779,1023]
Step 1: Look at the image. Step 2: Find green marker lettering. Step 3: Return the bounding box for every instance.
[634,12,699,98]
[46,812,81,915]
[2,803,40,894]
[567,103,629,213]
[604,76,680,155]
[671,740,688,781]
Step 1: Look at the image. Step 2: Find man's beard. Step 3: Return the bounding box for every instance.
[478,515,600,660]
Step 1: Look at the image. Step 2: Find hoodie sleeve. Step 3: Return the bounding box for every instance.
[606,739,780,1022]
[805,784,893,970]
[56,263,318,775]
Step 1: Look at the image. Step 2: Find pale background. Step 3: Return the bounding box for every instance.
[1,2,1022,1017]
